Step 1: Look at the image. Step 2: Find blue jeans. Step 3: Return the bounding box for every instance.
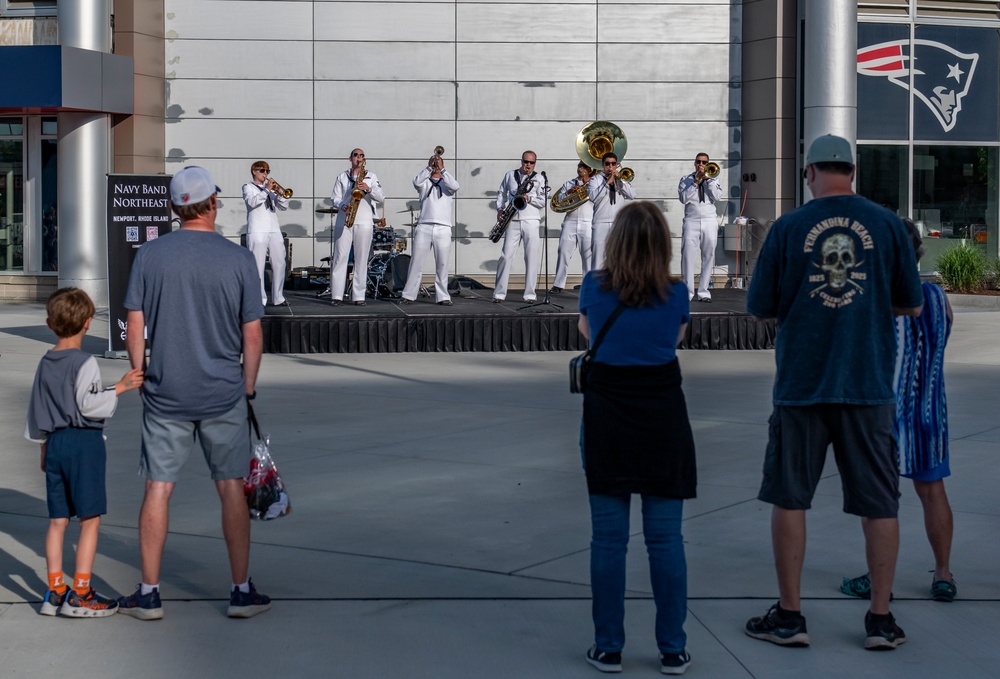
[589,493,687,654]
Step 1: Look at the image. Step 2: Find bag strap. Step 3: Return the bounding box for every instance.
[587,302,627,360]
[247,400,263,441]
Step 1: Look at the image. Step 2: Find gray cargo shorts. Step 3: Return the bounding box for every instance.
[140,399,250,483]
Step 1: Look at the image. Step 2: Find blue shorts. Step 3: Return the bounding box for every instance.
[45,427,107,519]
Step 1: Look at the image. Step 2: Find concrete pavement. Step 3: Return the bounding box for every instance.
[1,302,998,678]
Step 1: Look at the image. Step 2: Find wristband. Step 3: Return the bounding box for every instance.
[247,391,257,401]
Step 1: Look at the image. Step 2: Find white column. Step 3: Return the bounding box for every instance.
[802,0,857,202]
[57,0,113,305]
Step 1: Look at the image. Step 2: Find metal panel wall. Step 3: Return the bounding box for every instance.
[164,0,741,283]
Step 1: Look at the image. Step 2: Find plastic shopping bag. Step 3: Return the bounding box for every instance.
[244,403,291,520]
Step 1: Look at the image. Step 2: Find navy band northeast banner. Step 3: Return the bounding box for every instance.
[106,174,173,354]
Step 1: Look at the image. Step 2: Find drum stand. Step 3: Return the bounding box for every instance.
[402,206,431,298]
[314,207,338,299]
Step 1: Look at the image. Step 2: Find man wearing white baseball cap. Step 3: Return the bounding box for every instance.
[120,166,271,620]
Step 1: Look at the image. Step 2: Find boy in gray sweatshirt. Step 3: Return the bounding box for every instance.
[25,287,143,617]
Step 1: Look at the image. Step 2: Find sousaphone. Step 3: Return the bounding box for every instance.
[575,121,634,181]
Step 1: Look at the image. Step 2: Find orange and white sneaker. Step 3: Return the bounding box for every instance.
[59,587,119,618]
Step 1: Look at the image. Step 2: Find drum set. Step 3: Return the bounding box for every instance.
[313,206,414,301]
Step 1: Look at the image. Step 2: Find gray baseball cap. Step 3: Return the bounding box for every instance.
[806,135,854,165]
[170,166,221,206]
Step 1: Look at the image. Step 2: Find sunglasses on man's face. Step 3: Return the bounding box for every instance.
[604,161,617,166]
[256,168,270,174]
[521,159,536,165]
[695,160,709,165]
[352,153,365,158]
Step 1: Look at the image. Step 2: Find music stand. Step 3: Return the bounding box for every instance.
[519,178,562,311]
[315,206,338,298]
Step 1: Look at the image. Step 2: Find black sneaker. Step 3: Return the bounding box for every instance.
[864,611,906,650]
[549,286,563,294]
[659,650,691,675]
[585,645,622,673]
[745,603,810,646]
[227,579,271,619]
[117,585,164,620]
[39,588,67,617]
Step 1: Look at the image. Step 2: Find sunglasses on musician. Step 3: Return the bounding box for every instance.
[256,168,270,174]
[604,161,617,166]
[521,159,536,165]
[695,160,709,165]
[352,153,365,158]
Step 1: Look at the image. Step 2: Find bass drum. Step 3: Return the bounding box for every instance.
[367,253,411,297]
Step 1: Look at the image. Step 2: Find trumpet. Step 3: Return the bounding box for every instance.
[269,179,293,199]
[430,145,445,171]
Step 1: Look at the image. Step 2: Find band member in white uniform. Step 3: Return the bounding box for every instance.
[493,150,547,303]
[588,152,636,270]
[329,148,384,306]
[242,160,288,306]
[401,151,460,306]
[678,152,722,302]
[550,162,595,293]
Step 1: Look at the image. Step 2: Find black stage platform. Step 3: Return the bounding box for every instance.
[261,285,775,354]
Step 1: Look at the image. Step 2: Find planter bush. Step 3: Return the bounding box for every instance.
[937,244,989,293]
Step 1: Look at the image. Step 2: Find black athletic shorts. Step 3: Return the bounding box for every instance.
[757,404,899,518]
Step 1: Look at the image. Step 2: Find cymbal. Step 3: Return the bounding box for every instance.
[315,207,339,214]
[397,208,417,213]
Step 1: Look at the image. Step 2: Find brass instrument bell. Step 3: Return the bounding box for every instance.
[704,162,721,179]
[576,121,628,170]
[270,179,293,199]
[576,121,634,182]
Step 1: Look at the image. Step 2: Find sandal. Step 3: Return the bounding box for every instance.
[931,576,957,602]
[840,573,872,599]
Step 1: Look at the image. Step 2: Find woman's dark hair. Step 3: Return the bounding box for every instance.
[600,201,677,307]
[901,217,925,262]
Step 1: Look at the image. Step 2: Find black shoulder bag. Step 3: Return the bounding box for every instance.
[570,303,626,394]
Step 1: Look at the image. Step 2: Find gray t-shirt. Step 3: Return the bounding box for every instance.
[124,229,264,420]
[24,348,119,442]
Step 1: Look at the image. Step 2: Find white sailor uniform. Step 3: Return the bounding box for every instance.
[587,174,636,270]
[493,169,547,302]
[678,173,722,301]
[329,169,384,303]
[243,181,288,306]
[402,167,460,303]
[552,178,594,289]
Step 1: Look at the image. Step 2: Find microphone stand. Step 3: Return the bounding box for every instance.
[520,172,562,312]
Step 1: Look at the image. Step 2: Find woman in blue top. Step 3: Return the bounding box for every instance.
[577,201,697,675]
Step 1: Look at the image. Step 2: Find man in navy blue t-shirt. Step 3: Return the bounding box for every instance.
[745,135,923,651]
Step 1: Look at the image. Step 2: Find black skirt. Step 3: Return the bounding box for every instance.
[583,359,697,498]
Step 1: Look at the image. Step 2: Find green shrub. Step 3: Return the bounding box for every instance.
[937,244,989,293]
[991,257,1000,289]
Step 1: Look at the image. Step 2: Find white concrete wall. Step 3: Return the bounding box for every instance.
[163,0,741,283]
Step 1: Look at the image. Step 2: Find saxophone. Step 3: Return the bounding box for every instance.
[343,158,367,229]
[488,173,535,243]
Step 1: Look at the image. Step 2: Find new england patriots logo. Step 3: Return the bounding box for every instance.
[857,40,978,133]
